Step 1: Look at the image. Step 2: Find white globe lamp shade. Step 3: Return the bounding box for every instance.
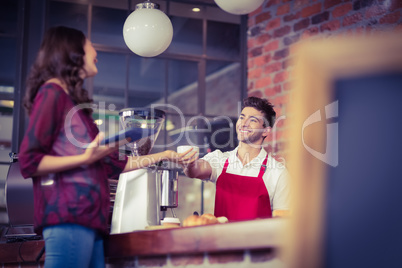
[123,2,173,57]
[214,0,265,15]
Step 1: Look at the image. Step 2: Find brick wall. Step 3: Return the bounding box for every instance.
[105,248,278,268]
[247,0,402,156]
[0,249,278,268]
[0,249,277,268]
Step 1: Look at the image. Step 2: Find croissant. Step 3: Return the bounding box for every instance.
[183,213,228,227]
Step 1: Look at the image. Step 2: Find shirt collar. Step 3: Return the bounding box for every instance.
[231,146,268,166]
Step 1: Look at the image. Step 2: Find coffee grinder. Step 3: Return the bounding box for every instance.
[110,108,179,234]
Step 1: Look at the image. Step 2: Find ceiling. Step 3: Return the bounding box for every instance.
[90,0,225,15]
[178,0,216,4]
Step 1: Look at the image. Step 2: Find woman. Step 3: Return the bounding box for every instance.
[19,26,194,268]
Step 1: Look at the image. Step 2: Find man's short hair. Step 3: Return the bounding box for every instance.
[243,96,276,128]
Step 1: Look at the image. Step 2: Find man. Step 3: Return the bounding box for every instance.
[183,96,290,221]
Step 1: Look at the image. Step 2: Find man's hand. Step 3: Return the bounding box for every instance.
[272,210,290,217]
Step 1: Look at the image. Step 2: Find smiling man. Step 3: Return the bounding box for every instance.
[183,96,290,221]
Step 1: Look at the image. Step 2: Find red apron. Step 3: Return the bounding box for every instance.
[214,155,272,221]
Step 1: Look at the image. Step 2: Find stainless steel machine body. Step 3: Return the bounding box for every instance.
[110,108,180,234]
[110,166,179,234]
[110,168,159,233]
[160,169,179,210]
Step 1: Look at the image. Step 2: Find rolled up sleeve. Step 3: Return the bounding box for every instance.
[19,85,65,178]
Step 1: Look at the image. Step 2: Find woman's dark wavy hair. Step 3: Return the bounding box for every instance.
[23,26,93,115]
[243,96,276,128]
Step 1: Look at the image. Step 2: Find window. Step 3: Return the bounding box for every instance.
[167,17,203,55]
[93,51,127,111]
[3,0,245,226]
[0,0,18,224]
[92,6,126,47]
[48,1,88,34]
[128,56,165,108]
[47,0,244,220]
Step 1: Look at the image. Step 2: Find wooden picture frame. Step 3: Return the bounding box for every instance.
[283,31,402,268]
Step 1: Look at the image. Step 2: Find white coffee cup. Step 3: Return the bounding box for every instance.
[177,145,199,156]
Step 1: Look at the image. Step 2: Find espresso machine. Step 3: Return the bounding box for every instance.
[110,108,179,234]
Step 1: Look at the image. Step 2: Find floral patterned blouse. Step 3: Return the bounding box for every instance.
[19,83,127,235]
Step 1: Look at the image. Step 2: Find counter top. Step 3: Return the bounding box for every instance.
[0,218,287,263]
[105,217,287,258]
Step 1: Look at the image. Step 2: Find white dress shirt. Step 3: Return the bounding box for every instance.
[202,147,290,211]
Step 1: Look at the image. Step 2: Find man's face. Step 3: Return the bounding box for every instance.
[236,107,269,144]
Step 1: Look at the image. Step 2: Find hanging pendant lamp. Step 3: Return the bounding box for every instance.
[123,1,173,57]
[214,0,265,15]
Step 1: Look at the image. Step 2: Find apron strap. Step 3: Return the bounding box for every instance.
[222,158,230,174]
[257,155,269,178]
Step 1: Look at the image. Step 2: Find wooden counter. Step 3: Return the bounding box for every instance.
[105,217,286,258]
[0,218,287,266]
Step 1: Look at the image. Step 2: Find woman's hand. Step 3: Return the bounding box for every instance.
[123,147,199,173]
[34,132,119,176]
[83,132,119,165]
[164,148,199,166]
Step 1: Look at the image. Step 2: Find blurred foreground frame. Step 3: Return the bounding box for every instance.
[283,31,402,268]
